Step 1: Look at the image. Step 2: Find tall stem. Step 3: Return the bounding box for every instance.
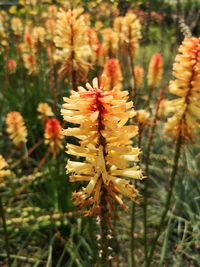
[128,45,136,101]
[131,130,142,267]
[143,91,163,262]
[146,133,182,267]
[0,195,11,267]
[100,189,111,267]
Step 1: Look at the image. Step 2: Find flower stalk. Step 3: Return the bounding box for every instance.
[146,132,182,267]
[0,196,11,267]
[143,90,164,261]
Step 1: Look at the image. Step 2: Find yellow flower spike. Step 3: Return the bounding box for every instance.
[101,28,118,59]
[61,77,144,215]
[11,18,23,36]
[0,155,10,185]
[120,13,141,60]
[6,112,28,146]
[164,37,200,141]
[54,8,92,81]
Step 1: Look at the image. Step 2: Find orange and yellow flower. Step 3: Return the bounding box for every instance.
[164,37,200,141]
[44,118,63,156]
[61,77,144,215]
[6,111,28,146]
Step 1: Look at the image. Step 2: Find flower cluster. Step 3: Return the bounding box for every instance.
[61,78,143,215]
[164,37,200,141]
[6,111,28,146]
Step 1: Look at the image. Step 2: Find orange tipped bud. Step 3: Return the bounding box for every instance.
[133,66,144,90]
[102,58,122,90]
[7,59,17,74]
[44,118,63,156]
[147,53,163,88]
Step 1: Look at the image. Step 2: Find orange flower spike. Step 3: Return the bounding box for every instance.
[54,8,92,81]
[62,77,144,215]
[102,58,122,90]
[44,118,63,156]
[133,66,144,90]
[164,37,200,141]
[6,112,28,146]
[7,59,17,74]
[147,53,163,88]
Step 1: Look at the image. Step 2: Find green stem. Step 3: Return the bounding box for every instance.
[0,195,11,267]
[100,190,111,267]
[131,201,136,267]
[145,133,182,267]
[143,91,163,262]
[131,130,142,267]
[128,45,136,101]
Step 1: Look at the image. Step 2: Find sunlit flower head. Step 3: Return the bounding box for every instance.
[61,77,144,216]
[22,54,37,75]
[6,111,28,146]
[47,5,58,19]
[120,13,141,60]
[11,17,23,36]
[44,118,63,156]
[164,37,200,141]
[102,58,122,90]
[101,28,118,59]
[33,26,46,46]
[133,66,144,90]
[85,28,100,63]
[54,8,92,81]
[136,109,150,126]
[37,103,54,122]
[45,19,56,41]
[147,53,163,88]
